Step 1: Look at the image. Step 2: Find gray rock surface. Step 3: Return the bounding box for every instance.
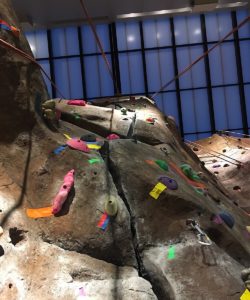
[0,1,249,299]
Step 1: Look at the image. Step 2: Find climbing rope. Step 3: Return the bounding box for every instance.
[151,15,250,99]
[79,0,120,94]
[0,38,65,99]
[185,139,242,166]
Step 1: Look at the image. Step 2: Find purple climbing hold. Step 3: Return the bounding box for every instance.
[157,176,178,190]
[212,164,221,168]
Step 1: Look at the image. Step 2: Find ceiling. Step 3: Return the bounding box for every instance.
[11,0,249,29]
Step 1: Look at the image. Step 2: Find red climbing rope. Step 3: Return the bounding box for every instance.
[79,0,120,94]
[0,38,65,99]
[151,15,250,99]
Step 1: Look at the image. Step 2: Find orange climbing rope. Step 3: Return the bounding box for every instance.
[151,15,250,99]
[0,38,65,99]
[79,0,120,94]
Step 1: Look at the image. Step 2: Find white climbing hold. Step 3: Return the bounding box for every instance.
[0,226,3,236]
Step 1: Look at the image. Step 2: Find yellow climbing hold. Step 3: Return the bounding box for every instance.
[246,226,250,234]
[149,182,167,200]
[240,289,250,300]
[63,133,71,140]
[87,144,102,150]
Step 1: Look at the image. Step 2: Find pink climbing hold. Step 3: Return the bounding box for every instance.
[67,100,87,106]
[107,134,120,140]
[67,138,90,153]
[52,170,75,214]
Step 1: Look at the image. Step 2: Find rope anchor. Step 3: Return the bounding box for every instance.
[186,219,212,246]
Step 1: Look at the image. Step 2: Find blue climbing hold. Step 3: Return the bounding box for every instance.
[219,211,235,229]
[157,176,178,190]
[53,145,67,155]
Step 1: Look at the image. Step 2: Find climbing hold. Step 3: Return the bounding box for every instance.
[194,187,207,196]
[149,182,167,200]
[223,164,230,167]
[52,170,75,215]
[193,147,199,152]
[107,134,120,140]
[146,117,155,124]
[0,20,20,37]
[155,160,168,171]
[67,138,90,153]
[26,207,53,219]
[53,144,67,155]
[42,100,56,110]
[219,211,235,229]
[67,100,86,106]
[105,196,118,217]
[88,158,102,164]
[63,133,71,140]
[180,164,201,182]
[121,107,127,115]
[80,133,97,143]
[212,164,221,168]
[0,226,3,236]
[41,100,57,121]
[87,144,102,150]
[97,212,110,230]
[222,149,227,153]
[240,289,250,300]
[212,215,224,225]
[167,246,175,260]
[246,226,250,234]
[157,176,178,190]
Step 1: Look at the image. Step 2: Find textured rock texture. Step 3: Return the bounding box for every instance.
[0,0,249,299]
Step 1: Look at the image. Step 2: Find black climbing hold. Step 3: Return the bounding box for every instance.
[0,245,4,256]
[193,147,199,151]
[223,164,230,167]
[222,149,227,153]
[80,134,97,143]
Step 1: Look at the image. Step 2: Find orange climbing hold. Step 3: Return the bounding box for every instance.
[26,207,53,219]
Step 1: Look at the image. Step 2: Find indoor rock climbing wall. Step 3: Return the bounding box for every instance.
[0,0,249,299]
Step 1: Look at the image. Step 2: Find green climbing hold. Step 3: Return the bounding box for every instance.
[155,160,168,171]
[180,164,201,182]
[105,196,118,217]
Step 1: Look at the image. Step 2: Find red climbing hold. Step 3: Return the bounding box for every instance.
[52,170,75,214]
[67,100,87,106]
[67,138,90,153]
[107,134,120,140]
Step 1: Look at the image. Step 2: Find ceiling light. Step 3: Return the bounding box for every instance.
[117,7,192,19]
[216,2,248,8]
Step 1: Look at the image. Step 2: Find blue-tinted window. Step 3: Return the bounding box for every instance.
[244,85,250,129]
[143,19,171,48]
[209,43,237,86]
[205,12,233,42]
[174,15,202,45]
[119,52,145,94]
[240,41,250,83]
[52,27,79,57]
[25,30,49,58]
[146,49,175,92]
[81,24,110,54]
[237,9,250,39]
[116,22,141,51]
[54,58,83,99]
[177,46,206,89]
